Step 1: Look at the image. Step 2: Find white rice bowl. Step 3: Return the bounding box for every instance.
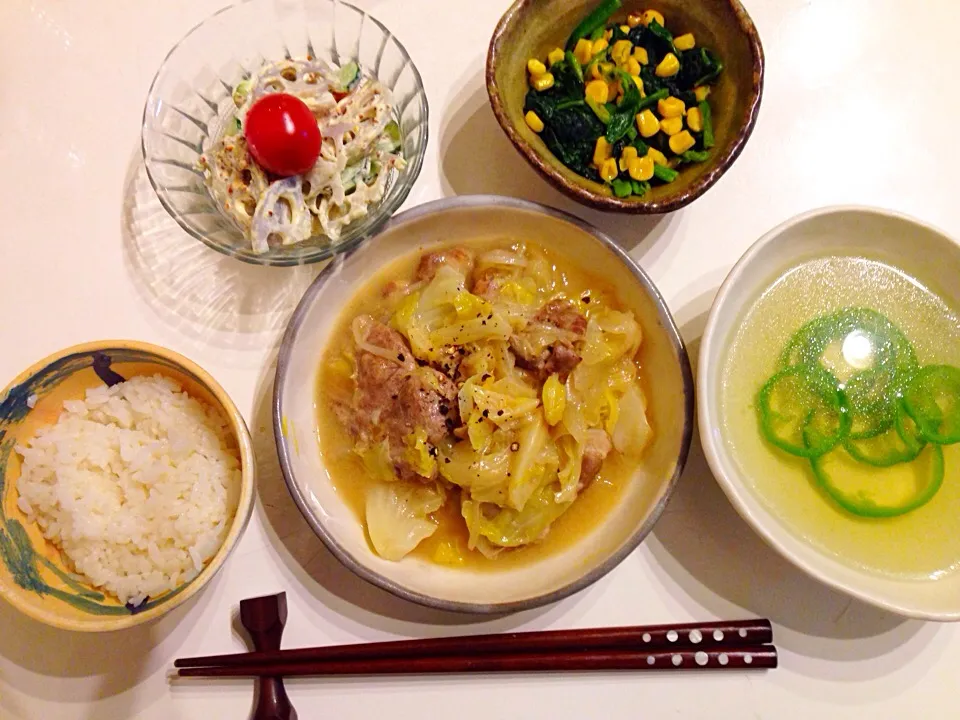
[15,374,241,606]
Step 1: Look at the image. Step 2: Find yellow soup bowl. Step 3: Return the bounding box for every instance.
[0,341,255,631]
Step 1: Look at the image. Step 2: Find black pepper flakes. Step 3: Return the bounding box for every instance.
[497,409,504,417]
[444,457,451,464]
[428,447,438,457]
[390,394,398,400]
[510,441,520,452]
[582,295,591,303]
[482,409,490,418]
[439,403,450,415]
[397,353,405,362]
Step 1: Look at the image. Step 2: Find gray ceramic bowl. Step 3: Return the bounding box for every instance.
[274,196,693,612]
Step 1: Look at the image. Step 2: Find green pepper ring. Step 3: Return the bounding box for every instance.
[779,308,917,373]
[843,366,902,440]
[779,308,917,440]
[842,402,926,468]
[810,443,944,519]
[902,365,960,446]
[757,364,851,458]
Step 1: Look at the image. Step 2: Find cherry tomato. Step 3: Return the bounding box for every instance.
[243,93,321,177]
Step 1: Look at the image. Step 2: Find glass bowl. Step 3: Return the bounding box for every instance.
[141,0,428,266]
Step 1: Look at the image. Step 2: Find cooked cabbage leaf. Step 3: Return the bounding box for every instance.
[403,428,437,479]
[365,481,445,561]
[509,413,559,510]
[581,310,642,366]
[612,384,653,456]
[439,442,510,505]
[556,433,584,503]
[462,481,571,549]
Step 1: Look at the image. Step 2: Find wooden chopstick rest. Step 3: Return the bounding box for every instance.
[239,593,298,720]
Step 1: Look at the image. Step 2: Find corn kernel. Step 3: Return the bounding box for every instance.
[547,48,565,66]
[527,58,547,76]
[600,157,619,182]
[542,374,566,426]
[669,130,696,154]
[627,58,642,76]
[656,52,680,77]
[694,85,711,102]
[593,136,612,167]
[611,39,633,65]
[658,96,686,118]
[631,74,646,96]
[524,110,545,133]
[620,24,631,33]
[619,145,639,171]
[642,9,665,27]
[686,106,703,132]
[660,115,683,136]
[574,38,594,65]
[675,33,696,51]
[603,388,620,435]
[531,72,555,91]
[635,109,660,138]
[592,37,609,55]
[632,47,649,65]
[628,156,655,181]
[647,147,668,165]
[610,77,622,100]
[627,12,644,27]
[585,79,610,104]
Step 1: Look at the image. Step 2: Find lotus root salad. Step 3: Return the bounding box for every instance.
[317,241,655,564]
[200,58,405,254]
[523,1,723,198]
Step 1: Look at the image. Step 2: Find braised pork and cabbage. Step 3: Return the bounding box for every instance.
[318,242,654,562]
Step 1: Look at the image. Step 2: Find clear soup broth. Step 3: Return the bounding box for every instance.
[720,256,960,580]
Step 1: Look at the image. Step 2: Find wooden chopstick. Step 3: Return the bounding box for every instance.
[177,646,776,677]
[175,619,773,671]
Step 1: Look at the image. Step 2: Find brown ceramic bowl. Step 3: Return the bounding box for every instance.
[486,0,764,214]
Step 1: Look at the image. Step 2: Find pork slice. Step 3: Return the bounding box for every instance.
[580,429,612,483]
[416,246,475,283]
[349,318,460,478]
[389,368,459,445]
[509,299,587,380]
[535,299,588,335]
[471,267,505,300]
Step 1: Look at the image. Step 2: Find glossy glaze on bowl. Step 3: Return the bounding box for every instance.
[487,0,763,213]
[0,341,256,631]
[274,195,694,613]
[142,0,428,266]
[699,207,960,621]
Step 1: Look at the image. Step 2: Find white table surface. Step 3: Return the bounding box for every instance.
[3,0,960,717]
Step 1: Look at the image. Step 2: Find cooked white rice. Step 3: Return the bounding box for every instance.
[15,374,241,606]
